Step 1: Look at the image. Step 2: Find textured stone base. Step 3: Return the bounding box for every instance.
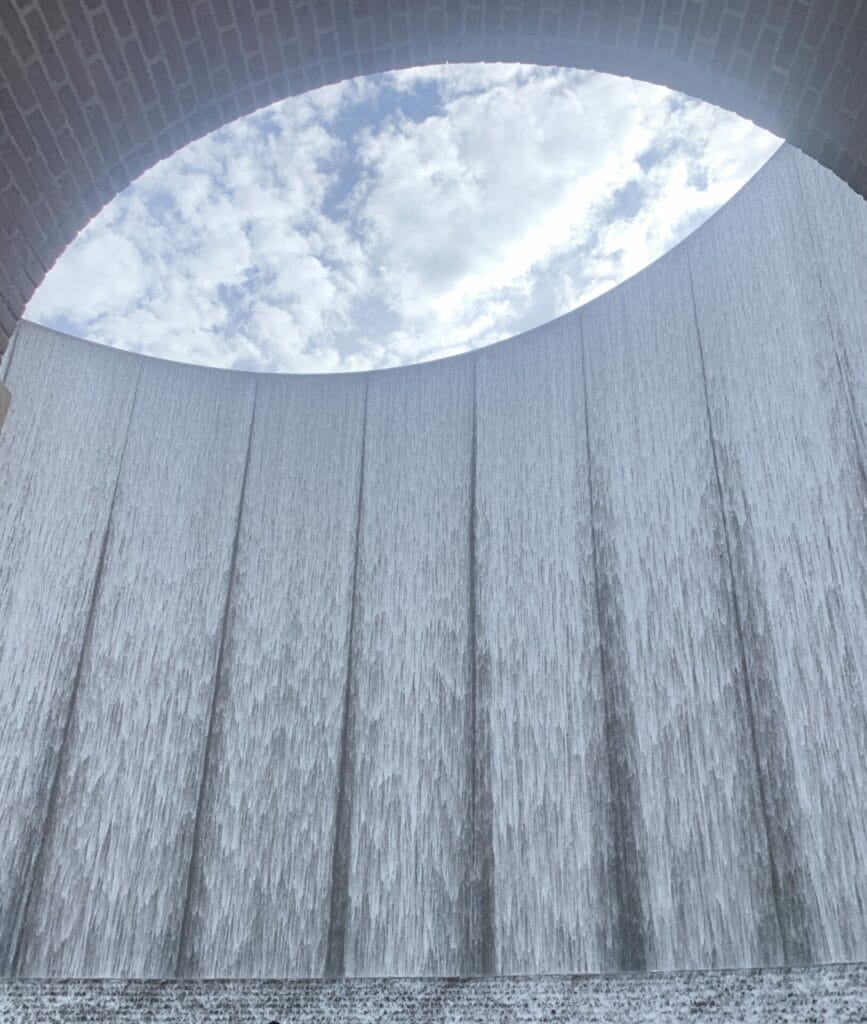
[0,382,9,431]
[1,965,864,1023]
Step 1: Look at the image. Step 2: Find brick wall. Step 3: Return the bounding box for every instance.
[1,1,866,353]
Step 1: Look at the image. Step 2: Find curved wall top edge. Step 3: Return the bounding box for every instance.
[19,142,792,383]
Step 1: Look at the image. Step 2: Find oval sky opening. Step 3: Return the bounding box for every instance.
[25,63,781,374]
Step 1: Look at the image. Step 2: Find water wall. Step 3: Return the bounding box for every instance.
[0,145,864,979]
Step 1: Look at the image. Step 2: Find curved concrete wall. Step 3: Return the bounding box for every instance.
[0,145,865,979]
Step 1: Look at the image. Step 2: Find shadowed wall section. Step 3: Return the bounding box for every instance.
[0,146,864,979]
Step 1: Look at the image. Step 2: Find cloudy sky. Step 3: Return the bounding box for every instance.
[26,64,780,373]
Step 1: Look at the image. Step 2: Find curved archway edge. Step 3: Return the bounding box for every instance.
[1,0,866,353]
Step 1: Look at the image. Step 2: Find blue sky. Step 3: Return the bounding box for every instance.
[26,64,781,373]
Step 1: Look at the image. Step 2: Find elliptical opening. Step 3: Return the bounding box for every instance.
[25,64,780,374]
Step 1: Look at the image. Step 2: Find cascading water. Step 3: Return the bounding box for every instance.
[0,145,864,979]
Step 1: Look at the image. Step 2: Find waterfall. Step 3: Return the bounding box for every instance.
[0,145,864,978]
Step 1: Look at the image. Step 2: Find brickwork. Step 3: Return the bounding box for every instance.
[0,1,866,354]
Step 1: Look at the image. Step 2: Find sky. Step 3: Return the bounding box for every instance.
[25,64,781,374]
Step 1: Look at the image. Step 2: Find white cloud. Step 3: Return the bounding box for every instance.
[349,67,779,363]
[26,65,780,372]
[28,226,146,323]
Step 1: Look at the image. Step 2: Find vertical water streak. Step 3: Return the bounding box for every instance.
[792,153,867,488]
[0,326,140,973]
[689,146,867,963]
[175,380,259,975]
[580,317,648,973]
[16,360,256,977]
[687,254,791,961]
[9,363,142,975]
[786,157,867,959]
[476,322,608,974]
[584,241,786,970]
[344,358,473,976]
[177,373,367,979]
[465,355,496,976]
[325,378,370,978]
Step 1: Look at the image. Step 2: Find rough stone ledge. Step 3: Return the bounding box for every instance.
[1,963,864,1023]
